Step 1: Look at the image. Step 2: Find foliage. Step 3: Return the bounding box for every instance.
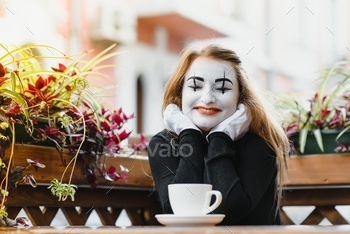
[0,44,148,226]
[276,61,350,154]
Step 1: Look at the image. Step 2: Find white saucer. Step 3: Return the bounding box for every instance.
[155,214,225,226]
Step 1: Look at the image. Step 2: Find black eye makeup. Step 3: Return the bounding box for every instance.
[215,72,234,94]
[186,72,234,94]
[187,76,204,92]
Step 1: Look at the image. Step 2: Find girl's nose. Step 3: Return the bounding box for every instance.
[200,87,216,104]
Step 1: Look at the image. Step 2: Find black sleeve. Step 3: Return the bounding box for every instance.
[147,129,206,213]
[204,132,277,222]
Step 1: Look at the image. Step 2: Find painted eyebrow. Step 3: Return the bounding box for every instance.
[215,78,233,84]
[186,76,204,82]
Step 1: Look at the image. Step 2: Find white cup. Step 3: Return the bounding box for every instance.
[168,183,222,216]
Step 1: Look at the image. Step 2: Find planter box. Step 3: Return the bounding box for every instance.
[284,153,350,187]
[290,130,350,155]
[9,144,350,189]
[5,144,154,187]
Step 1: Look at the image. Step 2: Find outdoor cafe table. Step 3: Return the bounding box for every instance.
[2,225,350,234]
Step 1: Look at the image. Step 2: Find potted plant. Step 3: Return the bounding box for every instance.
[0,44,148,226]
[276,61,350,155]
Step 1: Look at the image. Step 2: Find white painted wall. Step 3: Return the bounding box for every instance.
[114,43,178,135]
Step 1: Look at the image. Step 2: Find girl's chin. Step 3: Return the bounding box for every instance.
[192,115,223,130]
[195,124,216,133]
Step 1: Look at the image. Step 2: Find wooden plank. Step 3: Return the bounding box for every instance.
[300,208,324,225]
[61,207,90,225]
[125,208,146,225]
[6,144,153,187]
[280,209,295,225]
[5,207,22,220]
[6,185,159,208]
[95,207,123,225]
[24,207,58,226]
[281,188,350,206]
[317,206,349,224]
[284,154,350,186]
[141,200,163,225]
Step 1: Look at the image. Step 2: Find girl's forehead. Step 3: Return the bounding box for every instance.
[185,57,236,80]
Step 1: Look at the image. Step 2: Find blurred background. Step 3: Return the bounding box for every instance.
[1,0,350,226]
[1,0,349,136]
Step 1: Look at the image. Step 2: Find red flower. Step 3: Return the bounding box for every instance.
[285,121,299,138]
[0,63,9,86]
[107,130,132,145]
[105,142,121,154]
[0,77,8,86]
[101,121,110,132]
[105,165,128,183]
[329,109,344,129]
[321,109,329,118]
[0,63,5,77]
[110,108,135,130]
[24,76,59,107]
[26,158,46,171]
[35,126,66,143]
[131,134,149,152]
[5,104,21,118]
[51,63,77,76]
[51,63,67,72]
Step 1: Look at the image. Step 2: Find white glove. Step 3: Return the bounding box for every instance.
[207,104,250,141]
[163,104,200,135]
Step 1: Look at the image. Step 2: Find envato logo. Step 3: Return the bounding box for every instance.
[147,143,193,158]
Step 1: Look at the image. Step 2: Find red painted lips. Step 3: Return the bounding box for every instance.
[194,106,222,116]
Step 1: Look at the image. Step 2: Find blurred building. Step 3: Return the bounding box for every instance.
[1,0,350,135]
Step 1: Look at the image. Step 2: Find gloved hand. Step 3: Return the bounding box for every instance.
[163,104,200,135]
[207,104,250,141]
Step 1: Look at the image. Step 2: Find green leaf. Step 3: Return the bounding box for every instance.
[299,128,309,154]
[313,128,324,152]
[317,61,350,112]
[80,44,118,71]
[0,44,66,65]
[317,61,346,106]
[336,126,350,141]
[0,89,29,116]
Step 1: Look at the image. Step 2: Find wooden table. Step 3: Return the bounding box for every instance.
[2,225,350,234]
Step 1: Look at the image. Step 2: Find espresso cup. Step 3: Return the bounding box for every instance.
[168,183,222,216]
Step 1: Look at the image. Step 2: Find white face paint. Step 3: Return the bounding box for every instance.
[181,57,239,133]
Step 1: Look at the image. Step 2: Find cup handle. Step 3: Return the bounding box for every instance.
[204,190,222,214]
